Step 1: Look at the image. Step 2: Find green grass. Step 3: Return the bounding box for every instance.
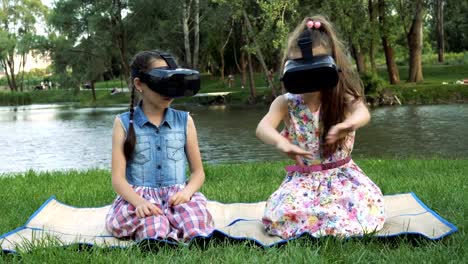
[377,64,468,85]
[1,159,467,262]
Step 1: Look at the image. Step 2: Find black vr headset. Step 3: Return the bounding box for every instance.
[135,51,201,98]
[281,28,339,94]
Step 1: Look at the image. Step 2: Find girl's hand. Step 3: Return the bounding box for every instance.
[169,191,192,206]
[135,200,162,218]
[326,122,355,144]
[276,140,313,166]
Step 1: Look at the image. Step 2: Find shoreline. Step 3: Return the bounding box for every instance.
[0,86,467,107]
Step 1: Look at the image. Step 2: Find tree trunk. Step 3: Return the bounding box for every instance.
[219,49,225,81]
[368,0,377,72]
[19,53,27,91]
[6,53,17,91]
[378,0,400,84]
[182,0,192,68]
[246,50,256,101]
[436,0,444,63]
[91,80,96,103]
[193,0,200,69]
[112,0,130,85]
[243,10,276,96]
[351,43,367,74]
[219,21,234,81]
[240,51,247,89]
[233,43,247,89]
[242,22,256,100]
[382,38,400,84]
[407,0,424,82]
[1,59,13,91]
[233,26,247,89]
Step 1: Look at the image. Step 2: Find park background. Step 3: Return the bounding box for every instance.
[0,0,467,262]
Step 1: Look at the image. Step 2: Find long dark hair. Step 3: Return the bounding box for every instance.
[123,50,162,161]
[282,15,364,157]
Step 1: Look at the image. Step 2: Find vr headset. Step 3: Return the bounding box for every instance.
[135,51,201,98]
[281,29,339,94]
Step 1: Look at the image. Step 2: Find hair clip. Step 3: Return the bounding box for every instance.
[307,20,321,29]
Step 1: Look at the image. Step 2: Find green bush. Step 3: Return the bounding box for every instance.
[361,72,385,95]
[0,91,32,105]
[385,84,468,104]
[422,52,468,65]
[0,90,79,106]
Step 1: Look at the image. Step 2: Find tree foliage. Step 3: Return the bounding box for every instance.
[3,0,466,93]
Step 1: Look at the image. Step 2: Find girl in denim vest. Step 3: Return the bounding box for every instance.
[106,50,214,242]
[256,16,385,239]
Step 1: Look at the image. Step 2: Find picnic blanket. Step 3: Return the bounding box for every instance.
[0,193,457,253]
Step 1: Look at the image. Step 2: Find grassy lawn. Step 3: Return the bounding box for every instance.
[1,159,466,262]
[378,64,468,85]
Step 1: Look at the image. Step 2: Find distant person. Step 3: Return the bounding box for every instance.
[227,74,235,88]
[105,50,214,242]
[110,87,119,95]
[267,68,275,88]
[256,16,385,239]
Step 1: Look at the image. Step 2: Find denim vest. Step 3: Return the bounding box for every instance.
[118,105,188,188]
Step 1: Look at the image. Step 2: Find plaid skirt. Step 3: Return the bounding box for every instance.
[105,184,214,242]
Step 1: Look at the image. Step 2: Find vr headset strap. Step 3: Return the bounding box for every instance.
[297,30,314,61]
[157,51,179,69]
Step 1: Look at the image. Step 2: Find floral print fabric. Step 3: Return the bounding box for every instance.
[262,93,385,239]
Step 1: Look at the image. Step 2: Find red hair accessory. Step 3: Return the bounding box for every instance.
[306,20,321,29]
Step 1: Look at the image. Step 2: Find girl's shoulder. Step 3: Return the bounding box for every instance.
[167,108,189,122]
[169,108,189,116]
[115,111,131,133]
[117,111,131,124]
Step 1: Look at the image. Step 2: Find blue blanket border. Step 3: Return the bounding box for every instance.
[1,192,458,254]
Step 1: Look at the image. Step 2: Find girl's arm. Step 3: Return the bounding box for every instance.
[256,95,313,164]
[255,95,289,146]
[111,117,161,217]
[326,98,371,144]
[169,115,204,206]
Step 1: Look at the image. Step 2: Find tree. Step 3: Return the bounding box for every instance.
[435,0,445,63]
[243,10,276,96]
[378,0,400,84]
[395,0,425,82]
[110,0,130,84]
[434,0,444,63]
[199,1,235,80]
[210,0,281,98]
[321,1,370,74]
[49,0,114,101]
[368,0,378,72]
[181,0,200,68]
[441,0,468,52]
[406,0,424,82]
[256,0,300,93]
[0,0,46,91]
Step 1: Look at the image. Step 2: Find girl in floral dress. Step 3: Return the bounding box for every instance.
[256,16,385,239]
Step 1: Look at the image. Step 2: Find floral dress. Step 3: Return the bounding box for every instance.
[262,93,385,239]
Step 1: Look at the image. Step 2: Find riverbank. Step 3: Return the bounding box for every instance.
[0,64,467,107]
[1,159,466,262]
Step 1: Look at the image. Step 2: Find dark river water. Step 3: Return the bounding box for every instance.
[0,103,466,173]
